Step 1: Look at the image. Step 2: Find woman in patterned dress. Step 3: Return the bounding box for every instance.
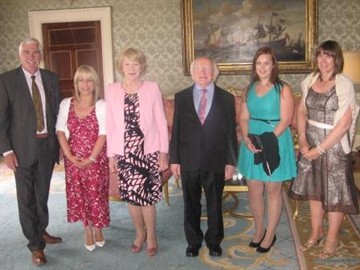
[106,48,169,256]
[288,40,359,259]
[237,47,297,253]
[56,65,109,252]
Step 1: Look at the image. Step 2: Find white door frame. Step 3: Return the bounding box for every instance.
[28,7,114,89]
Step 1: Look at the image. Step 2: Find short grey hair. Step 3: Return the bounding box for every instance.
[190,56,219,80]
[18,37,43,56]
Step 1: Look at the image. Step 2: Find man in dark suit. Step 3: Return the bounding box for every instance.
[0,37,62,265]
[170,56,238,257]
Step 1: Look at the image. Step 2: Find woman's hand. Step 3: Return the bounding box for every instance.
[66,155,90,168]
[158,152,169,172]
[303,147,321,160]
[299,143,310,155]
[76,158,93,169]
[244,137,262,153]
[109,157,118,174]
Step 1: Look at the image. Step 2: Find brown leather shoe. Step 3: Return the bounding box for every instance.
[42,231,62,244]
[32,250,47,265]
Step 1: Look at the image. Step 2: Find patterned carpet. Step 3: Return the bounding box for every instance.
[1,159,359,269]
[284,178,360,270]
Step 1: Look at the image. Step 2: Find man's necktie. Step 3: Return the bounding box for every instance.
[31,75,45,131]
[198,88,207,124]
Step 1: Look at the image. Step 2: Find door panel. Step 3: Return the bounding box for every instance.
[42,21,103,99]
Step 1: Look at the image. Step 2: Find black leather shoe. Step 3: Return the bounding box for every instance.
[186,245,201,257]
[208,245,222,256]
[256,235,277,253]
[249,230,267,248]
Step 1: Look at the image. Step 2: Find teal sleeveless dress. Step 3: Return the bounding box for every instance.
[237,84,297,182]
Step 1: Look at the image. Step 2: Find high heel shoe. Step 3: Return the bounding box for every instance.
[131,243,143,253]
[130,233,147,253]
[300,235,324,251]
[95,230,105,247]
[85,243,96,251]
[318,240,339,259]
[84,235,96,251]
[84,228,96,252]
[95,239,105,247]
[249,230,267,248]
[146,246,158,256]
[256,235,276,253]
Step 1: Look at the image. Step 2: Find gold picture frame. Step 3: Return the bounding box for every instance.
[181,0,317,75]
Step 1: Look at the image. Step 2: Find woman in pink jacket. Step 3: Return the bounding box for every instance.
[106,48,168,256]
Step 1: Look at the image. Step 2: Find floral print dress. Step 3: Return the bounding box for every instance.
[65,100,110,227]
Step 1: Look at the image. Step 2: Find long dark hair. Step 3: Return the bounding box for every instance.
[245,47,283,98]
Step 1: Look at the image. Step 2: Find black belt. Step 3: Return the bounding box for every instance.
[250,118,280,127]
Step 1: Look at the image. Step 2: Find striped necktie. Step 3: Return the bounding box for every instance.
[198,88,207,124]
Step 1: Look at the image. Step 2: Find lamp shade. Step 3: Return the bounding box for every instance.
[343,51,360,84]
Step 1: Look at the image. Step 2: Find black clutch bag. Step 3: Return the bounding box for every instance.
[248,134,263,150]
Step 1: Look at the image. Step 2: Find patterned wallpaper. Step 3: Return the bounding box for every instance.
[0,0,359,96]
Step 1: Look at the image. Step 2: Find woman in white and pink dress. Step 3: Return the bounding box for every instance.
[56,65,109,252]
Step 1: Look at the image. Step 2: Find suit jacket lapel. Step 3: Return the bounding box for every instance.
[40,70,56,130]
[184,86,198,117]
[15,67,33,105]
[202,85,222,126]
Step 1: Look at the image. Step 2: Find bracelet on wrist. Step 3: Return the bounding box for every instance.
[89,156,96,162]
[316,145,325,155]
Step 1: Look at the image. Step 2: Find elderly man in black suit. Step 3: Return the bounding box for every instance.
[0,37,62,265]
[170,56,238,257]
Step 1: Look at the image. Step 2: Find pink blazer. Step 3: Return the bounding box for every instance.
[105,80,169,157]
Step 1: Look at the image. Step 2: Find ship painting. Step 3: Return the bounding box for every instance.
[193,4,307,63]
[185,0,316,74]
[252,12,305,60]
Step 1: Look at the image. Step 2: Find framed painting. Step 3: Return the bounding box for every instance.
[181,0,317,75]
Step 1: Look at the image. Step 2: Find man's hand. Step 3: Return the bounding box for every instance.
[224,165,235,181]
[4,152,19,172]
[170,164,181,179]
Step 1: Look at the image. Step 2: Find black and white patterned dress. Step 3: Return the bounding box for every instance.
[116,93,162,206]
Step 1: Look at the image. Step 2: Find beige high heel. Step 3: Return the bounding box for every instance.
[300,235,324,251]
[130,232,147,253]
[146,246,158,256]
[318,240,339,259]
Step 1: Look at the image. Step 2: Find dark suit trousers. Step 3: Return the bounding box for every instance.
[181,170,225,247]
[14,137,55,252]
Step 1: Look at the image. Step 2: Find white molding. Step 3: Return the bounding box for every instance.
[28,7,114,90]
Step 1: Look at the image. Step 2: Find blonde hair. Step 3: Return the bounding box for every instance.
[116,47,147,77]
[73,65,100,104]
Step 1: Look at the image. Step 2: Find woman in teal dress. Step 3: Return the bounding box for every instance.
[237,47,297,253]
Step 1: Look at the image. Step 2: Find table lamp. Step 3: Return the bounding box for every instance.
[343,51,360,84]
